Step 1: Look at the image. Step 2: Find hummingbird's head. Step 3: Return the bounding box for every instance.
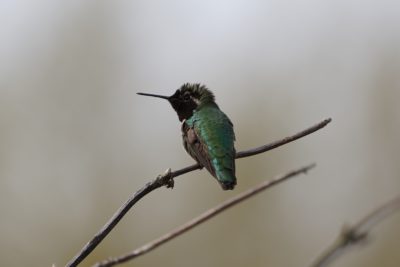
[137,83,216,121]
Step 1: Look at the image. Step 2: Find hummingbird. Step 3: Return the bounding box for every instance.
[137,83,236,190]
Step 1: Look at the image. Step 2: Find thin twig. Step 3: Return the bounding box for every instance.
[65,118,331,267]
[236,118,331,158]
[95,163,316,267]
[310,195,400,267]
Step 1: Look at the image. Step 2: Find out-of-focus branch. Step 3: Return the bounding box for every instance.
[65,118,331,267]
[94,164,316,267]
[310,195,400,267]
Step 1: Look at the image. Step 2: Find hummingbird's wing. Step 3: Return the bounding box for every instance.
[182,122,215,176]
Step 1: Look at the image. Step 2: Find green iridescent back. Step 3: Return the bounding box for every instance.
[184,102,236,189]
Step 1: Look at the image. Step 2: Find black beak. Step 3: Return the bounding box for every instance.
[137,92,170,100]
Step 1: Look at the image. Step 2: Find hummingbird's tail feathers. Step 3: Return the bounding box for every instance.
[212,150,236,190]
[216,170,237,190]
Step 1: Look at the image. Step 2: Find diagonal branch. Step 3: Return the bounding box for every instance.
[94,163,316,267]
[310,194,400,267]
[65,118,331,267]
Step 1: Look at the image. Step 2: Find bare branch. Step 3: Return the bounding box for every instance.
[65,118,331,267]
[310,195,400,267]
[95,164,316,267]
[236,118,332,159]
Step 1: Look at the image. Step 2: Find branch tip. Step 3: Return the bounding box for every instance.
[310,194,400,267]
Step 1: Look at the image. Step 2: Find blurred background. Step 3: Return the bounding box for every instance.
[1,1,399,266]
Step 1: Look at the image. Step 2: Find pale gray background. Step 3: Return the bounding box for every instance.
[1,1,399,266]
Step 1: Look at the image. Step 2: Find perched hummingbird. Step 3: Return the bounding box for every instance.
[137,83,236,190]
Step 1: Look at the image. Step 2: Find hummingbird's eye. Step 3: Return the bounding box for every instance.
[183,93,191,101]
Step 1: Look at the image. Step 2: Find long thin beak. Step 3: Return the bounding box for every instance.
[137,92,170,100]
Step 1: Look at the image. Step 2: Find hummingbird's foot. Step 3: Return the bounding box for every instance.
[164,168,174,188]
[156,168,174,189]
